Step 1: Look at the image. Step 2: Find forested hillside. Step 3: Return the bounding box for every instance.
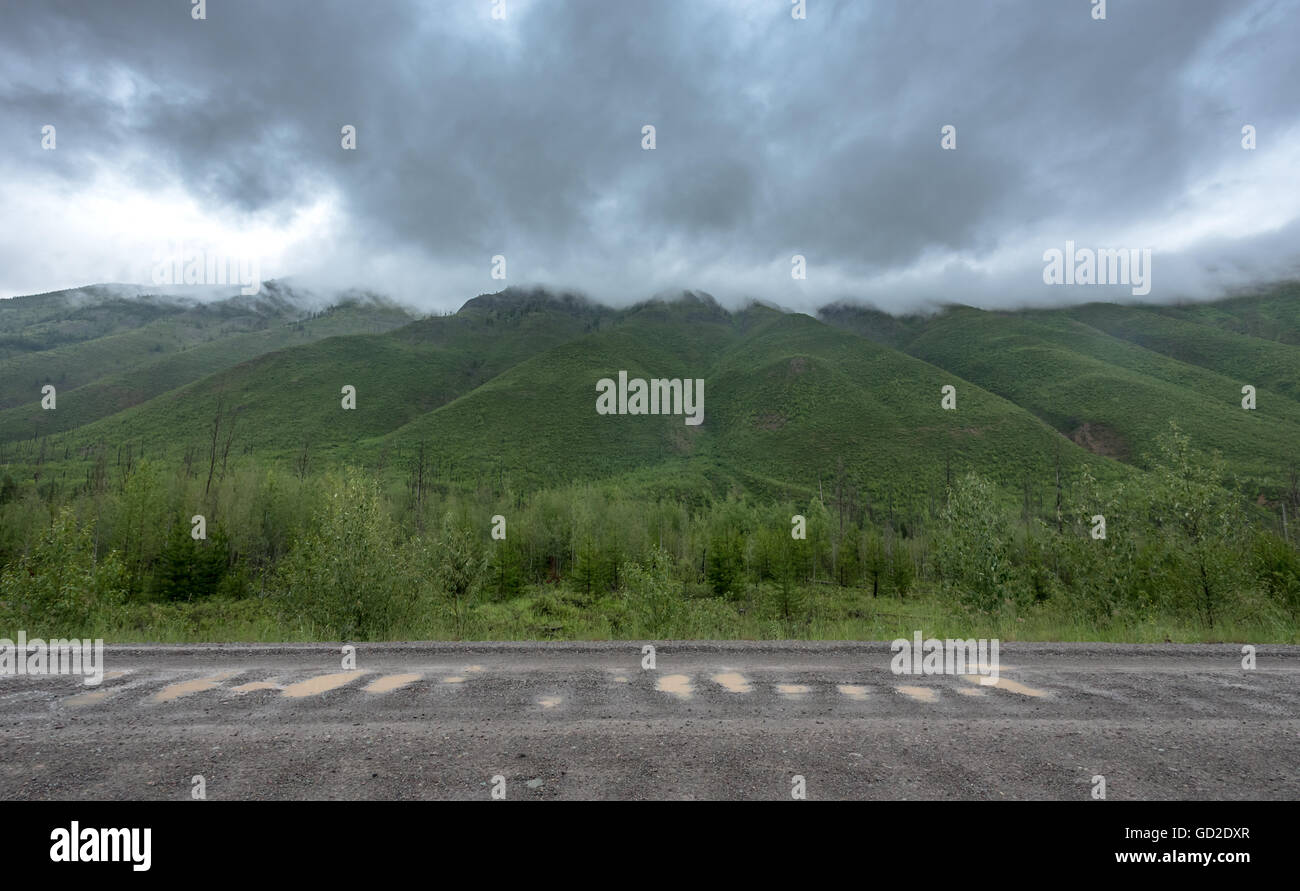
[1,283,1297,643]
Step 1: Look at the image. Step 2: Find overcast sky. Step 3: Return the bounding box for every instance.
[2,0,1297,312]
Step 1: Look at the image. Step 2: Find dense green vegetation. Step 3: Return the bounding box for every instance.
[0,283,416,442]
[1,282,1297,642]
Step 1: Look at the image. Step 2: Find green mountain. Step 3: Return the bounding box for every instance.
[0,283,417,443]
[3,282,1297,508]
[35,287,608,467]
[820,287,1300,497]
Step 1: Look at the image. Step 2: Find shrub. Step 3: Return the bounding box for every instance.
[935,472,1015,613]
[152,521,230,602]
[0,508,126,631]
[622,547,680,635]
[272,473,416,640]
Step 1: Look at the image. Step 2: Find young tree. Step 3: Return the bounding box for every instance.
[935,471,1015,613]
[273,473,413,640]
[888,538,915,598]
[1141,423,1245,627]
[571,533,604,600]
[152,521,230,603]
[486,538,525,602]
[0,508,126,630]
[860,528,886,598]
[436,511,487,637]
[705,529,744,599]
[622,547,680,636]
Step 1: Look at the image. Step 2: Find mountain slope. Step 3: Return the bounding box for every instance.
[363,299,1120,501]
[0,298,416,442]
[3,283,1296,507]
[40,288,609,461]
[820,292,1300,490]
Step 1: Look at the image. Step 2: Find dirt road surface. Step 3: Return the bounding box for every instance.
[2,642,1296,800]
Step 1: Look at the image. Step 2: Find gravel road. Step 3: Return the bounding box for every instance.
[1,642,1296,800]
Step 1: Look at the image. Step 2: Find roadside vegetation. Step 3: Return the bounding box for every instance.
[1,425,1296,644]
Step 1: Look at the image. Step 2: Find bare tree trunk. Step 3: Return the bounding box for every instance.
[1054,443,1063,534]
[219,411,238,483]
[205,396,224,496]
[1200,559,1215,628]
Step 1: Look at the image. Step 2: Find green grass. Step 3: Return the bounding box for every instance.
[92,583,1298,644]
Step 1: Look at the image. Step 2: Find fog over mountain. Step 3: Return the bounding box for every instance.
[2,0,1298,311]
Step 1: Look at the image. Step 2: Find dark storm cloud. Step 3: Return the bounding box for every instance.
[1,0,1297,308]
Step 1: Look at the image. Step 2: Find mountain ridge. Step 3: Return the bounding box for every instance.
[2,280,1297,508]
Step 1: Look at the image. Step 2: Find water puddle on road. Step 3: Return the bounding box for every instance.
[231,680,280,694]
[364,673,421,694]
[896,685,938,703]
[63,689,110,707]
[776,684,811,697]
[837,684,869,701]
[960,675,1047,697]
[150,671,238,704]
[656,674,693,699]
[955,686,986,697]
[441,676,466,685]
[712,672,752,694]
[280,671,365,698]
[538,696,562,708]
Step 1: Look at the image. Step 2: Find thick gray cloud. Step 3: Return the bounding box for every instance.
[1,0,1297,310]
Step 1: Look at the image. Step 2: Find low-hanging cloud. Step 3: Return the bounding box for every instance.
[1,0,1297,312]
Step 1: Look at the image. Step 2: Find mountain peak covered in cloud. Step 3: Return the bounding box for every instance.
[2,0,1298,312]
